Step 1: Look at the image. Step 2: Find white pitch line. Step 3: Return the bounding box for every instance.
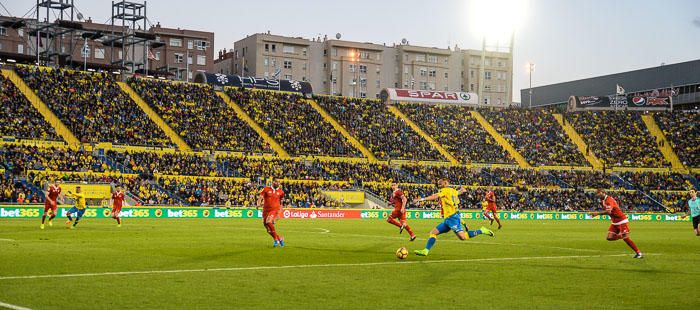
[0,301,33,310]
[0,253,648,281]
[0,239,15,242]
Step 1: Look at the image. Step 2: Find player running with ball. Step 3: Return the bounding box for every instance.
[413,179,494,256]
[589,189,643,258]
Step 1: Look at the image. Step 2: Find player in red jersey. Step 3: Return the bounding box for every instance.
[481,189,502,229]
[589,189,643,258]
[110,186,125,227]
[40,180,62,229]
[386,183,416,241]
[258,177,285,247]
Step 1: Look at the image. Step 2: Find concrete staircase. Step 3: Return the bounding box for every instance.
[553,113,603,170]
[117,82,192,152]
[387,105,459,165]
[306,99,377,161]
[2,69,80,146]
[640,114,686,172]
[469,110,531,168]
[215,91,289,157]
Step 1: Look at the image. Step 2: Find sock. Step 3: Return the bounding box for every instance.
[404,224,414,236]
[467,230,482,238]
[49,214,56,221]
[387,218,402,228]
[116,217,121,225]
[425,234,437,250]
[266,223,280,241]
[73,219,79,227]
[42,214,47,224]
[482,212,493,220]
[67,215,73,221]
[623,237,640,253]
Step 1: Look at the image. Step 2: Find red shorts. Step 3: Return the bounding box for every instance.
[43,199,57,214]
[485,205,497,213]
[263,209,280,223]
[389,209,406,222]
[608,223,630,235]
[111,206,122,217]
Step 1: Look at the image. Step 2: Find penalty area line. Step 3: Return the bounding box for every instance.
[0,253,652,281]
[0,301,33,310]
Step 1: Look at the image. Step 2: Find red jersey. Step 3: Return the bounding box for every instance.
[47,185,61,201]
[485,191,496,208]
[260,186,284,211]
[602,195,628,225]
[112,191,125,208]
[389,189,405,210]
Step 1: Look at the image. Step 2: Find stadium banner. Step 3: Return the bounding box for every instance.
[381,88,483,106]
[568,95,671,111]
[0,206,689,222]
[195,72,313,94]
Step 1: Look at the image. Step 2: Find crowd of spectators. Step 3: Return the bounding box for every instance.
[0,172,41,203]
[483,109,587,166]
[568,111,668,167]
[1,145,108,173]
[396,103,514,164]
[0,74,60,141]
[229,89,360,157]
[618,171,690,191]
[654,112,699,167]
[315,96,442,161]
[548,170,614,189]
[16,66,172,146]
[128,78,269,152]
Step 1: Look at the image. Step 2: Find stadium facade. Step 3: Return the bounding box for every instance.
[521,59,700,109]
[215,33,513,102]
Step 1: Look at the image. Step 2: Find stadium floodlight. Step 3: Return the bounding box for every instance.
[7,59,16,63]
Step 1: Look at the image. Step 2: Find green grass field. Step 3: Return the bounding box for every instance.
[1,218,699,309]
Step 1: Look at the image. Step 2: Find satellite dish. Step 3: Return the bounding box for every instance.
[401,38,407,45]
[335,33,341,40]
[77,12,84,21]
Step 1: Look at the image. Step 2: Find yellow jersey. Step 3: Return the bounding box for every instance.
[68,192,87,209]
[437,187,460,218]
[481,201,489,210]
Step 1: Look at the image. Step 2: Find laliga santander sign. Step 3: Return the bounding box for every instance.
[282,209,362,219]
[383,88,480,105]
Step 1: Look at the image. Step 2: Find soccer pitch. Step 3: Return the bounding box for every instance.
[0,218,698,309]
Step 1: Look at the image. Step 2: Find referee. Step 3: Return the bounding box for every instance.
[689,189,700,236]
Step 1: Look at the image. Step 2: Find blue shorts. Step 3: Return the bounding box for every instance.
[435,213,464,234]
[67,207,86,218]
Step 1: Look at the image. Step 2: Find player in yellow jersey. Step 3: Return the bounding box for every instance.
[413,179,494,256]
[65,186,87,229]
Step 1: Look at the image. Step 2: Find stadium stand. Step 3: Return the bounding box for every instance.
[0,74,60,141]
[654,111,700,168]
[1,145,109,173]
[483,109,588,166]
[128,78,269,152]
[228,88,361,157]
[568,111,669,168]
[15,66,173,147]
[315,96,443,161]
[396,103,514,164]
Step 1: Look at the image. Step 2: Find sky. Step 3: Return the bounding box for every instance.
[2,0,699,102]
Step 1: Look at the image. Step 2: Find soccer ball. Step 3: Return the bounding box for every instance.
[395,247,408,259]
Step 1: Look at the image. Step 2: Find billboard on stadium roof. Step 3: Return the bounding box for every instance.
[381,88,483,106]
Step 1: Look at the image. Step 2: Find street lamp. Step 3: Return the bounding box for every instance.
[528,62,535,109]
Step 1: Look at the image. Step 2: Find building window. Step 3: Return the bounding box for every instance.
[427,55,438,63]
[271,44,276,53]
[485,85,491,91]
[187,55,192,65]
[470,84,475,91]
[376,67,381,75]
[332,48,337,56]
[302,63,307,71]
[484,97,490,105]
[302,48,307,56]
[264,58,268,66]
[17,44,23,54]
[194,40,208,50]
[197,55,206,65]
[428,82,435,90]
[332,61,337,70]
[470,70,474,78]
[485,59,491,66]
[419,68,427,77]
[376,80,380,88]
[18,29,23,37]
[188,70,193,80]
[0,27,6,36]
[155,52,160,60]
[360,92,367,98]
[415,54,426,62]
[429,69,436,77]
[419,81,428,90]
[170,38,182,47]
[444,72,448,79]
[187,40,193,49]
[349,64,356,72]
[283,46,295,54]
[404,65,409,74]
[359,65,367,73]
[265,44,269,52]
[94,48,105,59]
[485,71,492,80]
[360,52,370,59]
[174,53,184,63]
[444,86,449,91]
[284,60,292,69]
[271,59,276,67]
[284,74,292,80]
